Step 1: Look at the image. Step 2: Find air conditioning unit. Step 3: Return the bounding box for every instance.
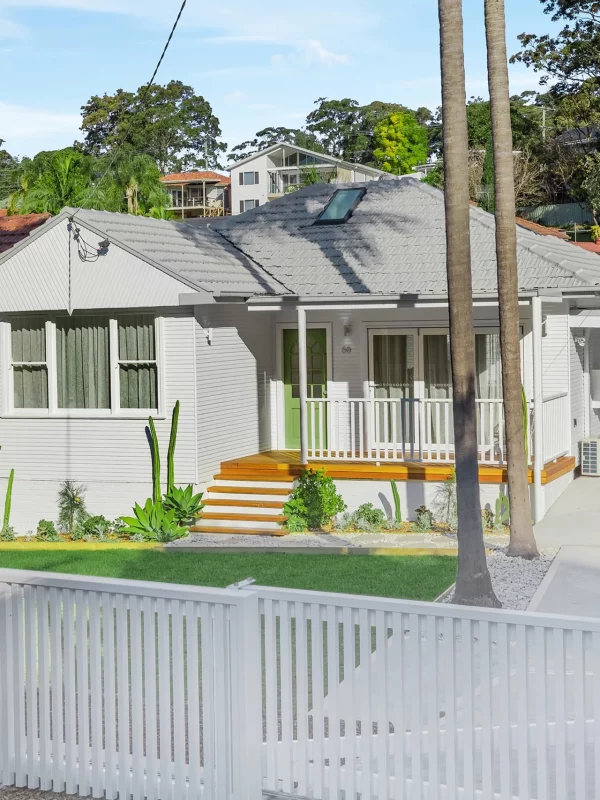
[581,438,600,476]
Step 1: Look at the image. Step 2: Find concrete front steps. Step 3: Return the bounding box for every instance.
[189,473,295,536]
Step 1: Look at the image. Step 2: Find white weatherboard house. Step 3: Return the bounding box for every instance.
[229,141,388,215]
[0,178,599,534]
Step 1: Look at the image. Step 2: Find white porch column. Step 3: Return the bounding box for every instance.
[532,296,544,522]
[584,328,591,437]
[297,306,309,465]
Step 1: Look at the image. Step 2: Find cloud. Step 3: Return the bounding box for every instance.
[303,40,348,66]
[224,90,247,103]
[0,16,26,37]
[0,102,81,156]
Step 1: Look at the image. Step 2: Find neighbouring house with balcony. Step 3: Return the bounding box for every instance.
[160,171,231,218]
[0,178,598,533]
[229,142,389,215]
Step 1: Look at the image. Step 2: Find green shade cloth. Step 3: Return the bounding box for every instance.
[12,318,48,409]
[56,316,110,409]
[118,315,157,409]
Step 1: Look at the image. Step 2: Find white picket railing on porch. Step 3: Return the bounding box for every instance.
[1,568,599,800]
[307,397,507,464]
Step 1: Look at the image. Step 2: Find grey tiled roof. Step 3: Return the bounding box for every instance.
[71,208,287,296]
[214,179,600,296]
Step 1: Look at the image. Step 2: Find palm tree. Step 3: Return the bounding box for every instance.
[11,149,98,215]
[484,0,539,558]
[438,0,500,606]
[107,153,170,216]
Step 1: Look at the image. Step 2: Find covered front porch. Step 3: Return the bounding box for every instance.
[245,293,576,522]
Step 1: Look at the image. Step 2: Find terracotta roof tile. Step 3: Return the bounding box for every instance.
[515,217,570,240]
[0,213,51,254]
[160,171,231,185]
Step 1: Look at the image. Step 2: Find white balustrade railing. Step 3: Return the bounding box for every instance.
[542,392,570,463]
[307,397,506,464]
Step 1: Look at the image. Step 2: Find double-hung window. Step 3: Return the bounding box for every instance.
[239,171,259,186]
[7,314,160,415]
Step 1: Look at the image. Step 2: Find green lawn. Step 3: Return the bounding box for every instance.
[0,549,456,601]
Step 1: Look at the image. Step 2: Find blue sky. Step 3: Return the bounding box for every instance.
[0,0,558,162]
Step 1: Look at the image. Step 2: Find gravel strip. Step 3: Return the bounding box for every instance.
[442,548,557,610]
[167,531,509,549]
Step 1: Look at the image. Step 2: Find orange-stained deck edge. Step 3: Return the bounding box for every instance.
[219,451,575,486]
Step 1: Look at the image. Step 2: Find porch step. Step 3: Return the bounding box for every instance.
[188,525,287,536]
[214,475,296,489]
[209,485,291,496]
[193,516,285,531]
[204,498,286,510]
[199,512,288,524]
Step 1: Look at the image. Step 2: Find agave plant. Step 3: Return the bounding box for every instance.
[163,485,204,526]
[120,498,189,543]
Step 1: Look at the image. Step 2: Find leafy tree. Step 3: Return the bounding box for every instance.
[80,81,226,173]
[10,148,101,215]
[512,1,600,93]
[372,111,429,174]
[422,163,445,188]
[581,152,600,222]
[0,144,21,203]
[466,95,542,150]
[480,142,495,211]
[229,126,325,161]
[305,97,363,158]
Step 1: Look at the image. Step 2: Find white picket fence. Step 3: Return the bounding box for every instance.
[1,569,599,799]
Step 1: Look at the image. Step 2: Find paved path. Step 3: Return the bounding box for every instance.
[534,477,600,548]
[529,545,600,617]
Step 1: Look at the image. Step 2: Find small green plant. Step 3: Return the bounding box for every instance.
[163,485,204,526]
[354,503,386,527]
[284,469,346,531]
[433,469,457,530]
[495,490,510,530]
[148,417,161,504]
[3,468,14,534]
[591,224,600,242]
[57,481,87,536]
[415,506,435,532]
[391,480,402,524]
[482,507,495,531]
[36,519,60,541]
[120,498,189,543]
[167,401,180,494]
[77,514,112,539]
[0,525,16,541]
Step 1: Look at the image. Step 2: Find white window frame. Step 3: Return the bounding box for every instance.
[2,315,164,419]
[240,171,259,186]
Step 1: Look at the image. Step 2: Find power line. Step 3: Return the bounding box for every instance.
[78,0,188,208]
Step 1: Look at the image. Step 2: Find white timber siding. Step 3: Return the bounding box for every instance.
[0,309,197,531]
[230,153,270,212]
[570,328,586,464]
[0,218,190,313]
[541,305,570,397]
[194,305,275,483]
[589,329,600,437]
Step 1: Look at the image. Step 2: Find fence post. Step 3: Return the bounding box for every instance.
[0,582,12,786]
[231,589,263,800]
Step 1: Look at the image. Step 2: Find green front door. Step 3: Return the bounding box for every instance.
[283,328,328,450]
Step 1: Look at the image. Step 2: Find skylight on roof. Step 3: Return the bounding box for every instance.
[314,188,366,225]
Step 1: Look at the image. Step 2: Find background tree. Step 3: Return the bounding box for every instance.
[0,143,22,205]
[305,97,363,158]
[372,111,429,174]
[80,81,226,173]
[105,152,170,216]
[229,126,325,161]
[438,0,500,607]
[486,0,539,559]
[480,142,496,211]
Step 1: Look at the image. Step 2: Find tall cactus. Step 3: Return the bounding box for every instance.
[148,417,161,504]
[167,400,180,495]
[3,469,14,531]
[390,480,402,524]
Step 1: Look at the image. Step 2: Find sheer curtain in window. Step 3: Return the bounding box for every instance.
[12,318,48,408]
[372,334,415,444]
[423,335,452,445]
[118,316,157,409]
[475,333,502,399]
[56,317,110,409]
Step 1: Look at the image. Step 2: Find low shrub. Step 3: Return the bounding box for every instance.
[76,515,113,540]
[284,469,346,531]
[36,519,60,541]
[57,481,88,536]
[163,485,205,526]
[0,525,16,541]
[355,503,387,527]
[415,506,435,532]
[120,499,189,543]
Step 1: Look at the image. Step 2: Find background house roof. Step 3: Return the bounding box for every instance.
[213,179,600,296]
[70,209,286,296]
[228,141,389,177]
[0,213,51,254]
[160,171,231,185]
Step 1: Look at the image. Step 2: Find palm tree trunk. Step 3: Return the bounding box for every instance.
[439,0,500,606]
[484,0,539,558]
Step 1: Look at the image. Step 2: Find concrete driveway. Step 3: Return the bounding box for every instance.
[534,476,600,549]
[529,545,600,617]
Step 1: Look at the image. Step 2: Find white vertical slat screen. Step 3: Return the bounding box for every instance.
[0,570,261,800]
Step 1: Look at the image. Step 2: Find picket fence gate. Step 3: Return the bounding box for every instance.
[0,569,599,800]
